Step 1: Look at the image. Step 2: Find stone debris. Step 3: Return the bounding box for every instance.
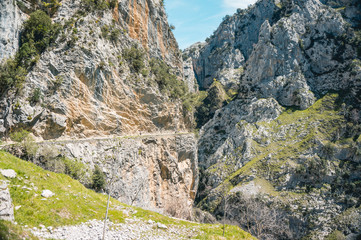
[0,181,14,221]
[41,190,55,198]
[31,219,199,240]
[157,222,168,229]
[0,169,17,178]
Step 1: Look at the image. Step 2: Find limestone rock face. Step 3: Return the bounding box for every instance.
[189,0,359,110]
[194,0,361,239]
[117,0,182,70]
[37,134,198,219]
[0,181,14,221]
[0,0,190,140]
[0,0,198,223]
[0,0,26,61]
[182,42,205,92]
[191,0,278,90]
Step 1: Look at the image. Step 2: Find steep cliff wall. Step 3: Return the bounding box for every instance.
[194,0,361,239]
[0,0,190,140]
[34,133,198,219]
[190,0,359,110]
[0,0,26,61]
[0,0,198,221]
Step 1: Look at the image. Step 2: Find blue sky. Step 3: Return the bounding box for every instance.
[165,0,258,49]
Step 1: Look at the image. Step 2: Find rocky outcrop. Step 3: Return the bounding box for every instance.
[117,0,182,70]
[0,0,26,61]
[36,133,198,219]
[190,0,360,110]
[0,0,190,140]
[182,42,205,92]
[194,0,361,239]
[0,181,14,221]
[191,0,278,90]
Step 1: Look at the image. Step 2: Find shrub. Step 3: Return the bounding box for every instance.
[101,25,110,38]
[92,165,106,192]
[0,59,27,93]
[109,0,117,9]
[110,28,121,42]
[18,10,59,69]
[123,46,145,72]
[182,91,208,112]
[45,158,66,173]
[150,58,188,99]
[29,88,42,103]
[22,135,38,160]
[10,129,30,142]
[81,0,109,12]
[0,10,59,94]
[53,75,64,88]
[63,157,87,181]
[323,142,335,158]
[41,0,62,16]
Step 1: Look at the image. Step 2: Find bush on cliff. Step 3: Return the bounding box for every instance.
[92,165,106,192]
[0,10,59,94]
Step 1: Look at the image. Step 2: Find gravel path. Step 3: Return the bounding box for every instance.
[31,218,200,240]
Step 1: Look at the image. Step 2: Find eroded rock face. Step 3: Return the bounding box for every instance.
[0,0,189,140]
[0,0,26,61]
[118,0,182,70]
[194,0,361,239]
[182,42,205,92]
[0,181,14,221]
[189,0,359,110]
[37,134,198,219]
[191,0,277,90]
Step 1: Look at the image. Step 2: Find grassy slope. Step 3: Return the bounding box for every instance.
[199,93,353,211]
[0,151,256,240]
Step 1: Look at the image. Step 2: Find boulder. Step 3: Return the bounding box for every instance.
[0,181,14,221]
[41,190,55,198]
[0,169,17,178]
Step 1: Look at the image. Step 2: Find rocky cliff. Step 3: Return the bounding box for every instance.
[33,133,198,219]
[0,181,14,221]
[0,0,198,220]
[0,0,190,140]
[190,0,361,239]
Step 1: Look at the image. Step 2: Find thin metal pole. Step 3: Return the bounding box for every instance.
[102,190,111,240]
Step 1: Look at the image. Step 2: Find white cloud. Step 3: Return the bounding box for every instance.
[223,0,257,10]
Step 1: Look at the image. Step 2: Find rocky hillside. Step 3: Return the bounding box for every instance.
[0,0,191,140]
[187,0,361,239]
[31,133,198,219]
[0,0,201,220]
[0,151,255,240]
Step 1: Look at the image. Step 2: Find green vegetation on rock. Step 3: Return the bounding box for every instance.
[197,93,361,239]
[0,10,59,94]
[0,220,38,240]
[123,46,146,73]
[0,151,255,239]
[195,79,229,128]
[150,58,188,99]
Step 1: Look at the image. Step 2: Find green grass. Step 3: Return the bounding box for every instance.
[0,151,255,239]
[0,220,38,240]
[200,93,347,208]
[0,151,125,227]
[228,93,344,181]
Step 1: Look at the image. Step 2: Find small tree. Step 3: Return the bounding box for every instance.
[92,165,105,192]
